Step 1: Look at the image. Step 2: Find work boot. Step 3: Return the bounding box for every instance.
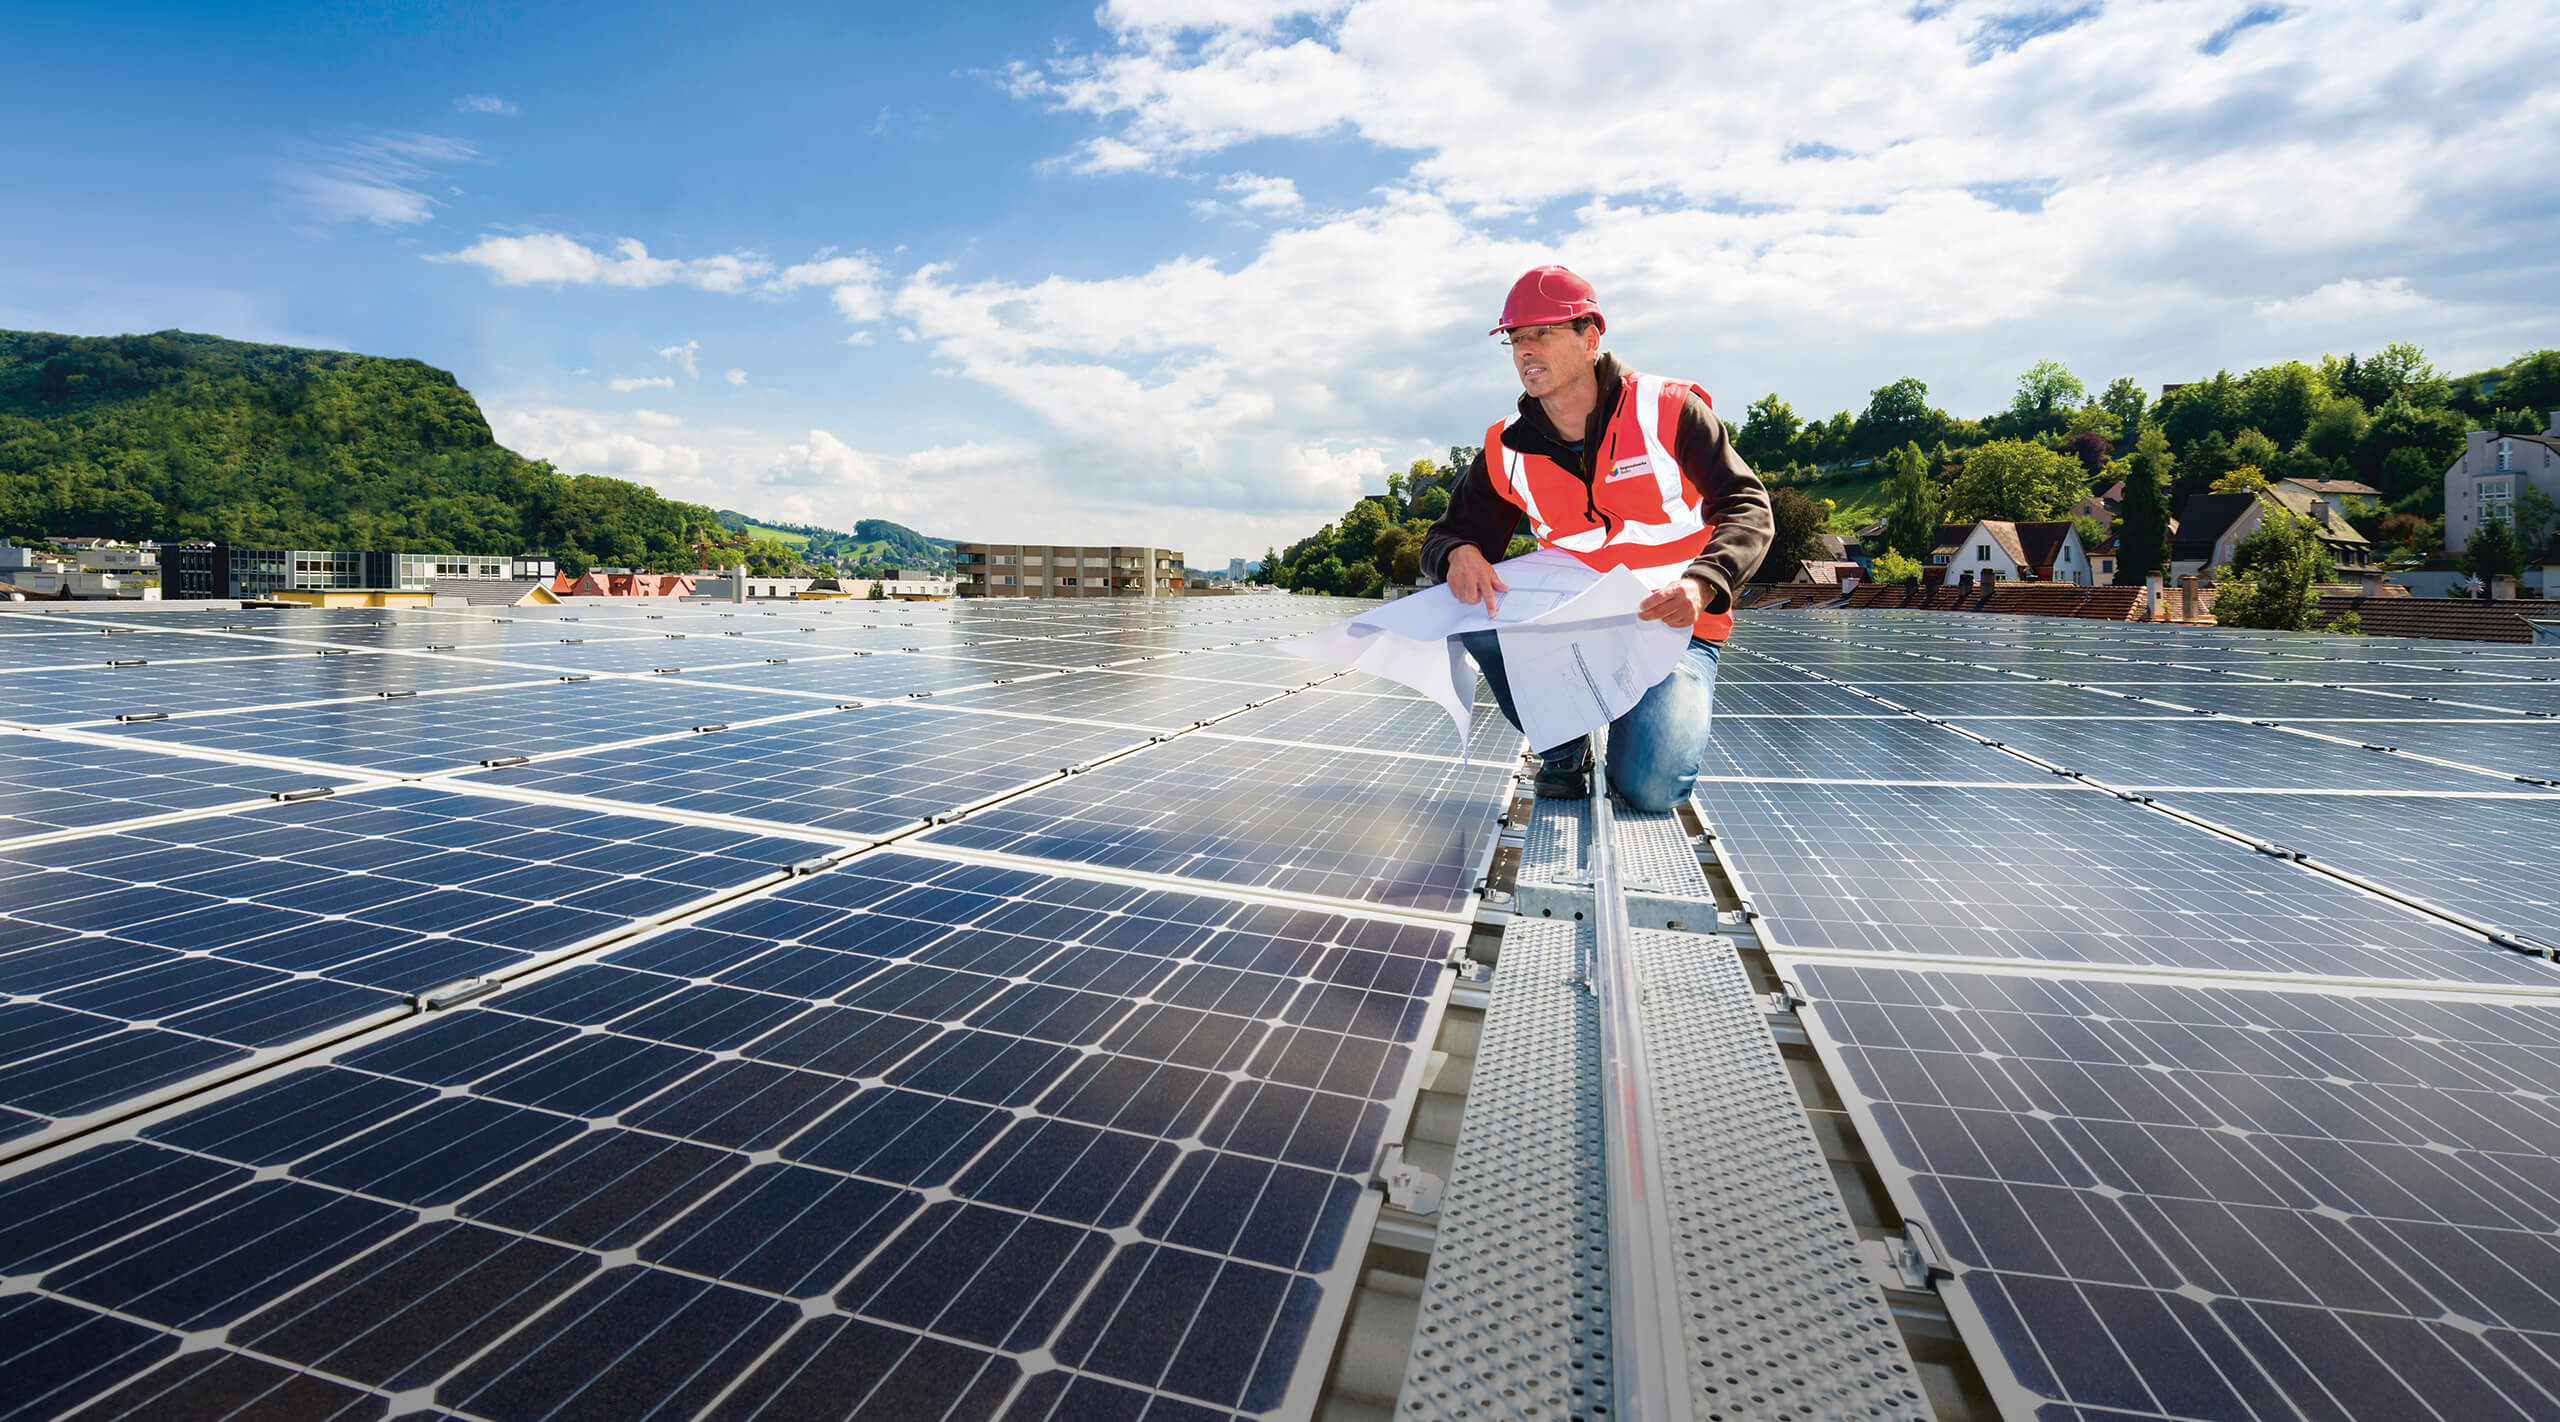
[1532,739,1591,800]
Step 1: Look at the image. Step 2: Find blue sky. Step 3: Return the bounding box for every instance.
[7,1,2556,562]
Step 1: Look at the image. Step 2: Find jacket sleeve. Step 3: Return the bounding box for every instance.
[1673,392,1773,612]
[1419,449,1524,584]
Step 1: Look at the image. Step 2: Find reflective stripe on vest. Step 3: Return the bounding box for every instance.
[1484,371,1734,638]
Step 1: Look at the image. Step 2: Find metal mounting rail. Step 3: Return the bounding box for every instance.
[1589,733,1696,1422]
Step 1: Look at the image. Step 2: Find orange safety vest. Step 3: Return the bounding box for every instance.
[1483,370,1733,641]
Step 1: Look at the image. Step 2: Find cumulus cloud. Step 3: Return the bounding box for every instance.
[658,338,700,378]
[429,234,774,292]
[765,251,890,323]
[2254,276,2434,326]
[1221,172,1301,211]
[279,132,479,227]
[609,375,675,391]
[453,94,518,115]
[726,368,748,385]
[494,406,705,479]
[631,409,684,428]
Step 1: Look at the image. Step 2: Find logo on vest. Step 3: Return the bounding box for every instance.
[1606,455,1653,483]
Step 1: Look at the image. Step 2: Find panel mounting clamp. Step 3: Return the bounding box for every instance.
[1369,1144,1444,1216]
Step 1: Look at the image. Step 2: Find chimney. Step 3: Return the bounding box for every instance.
[2145,570,2164,621]
[2178,573,2199,622]
[2546,409,2560,437]
[2492,574,2517,601]
[731,563,746,604]
[2359,571,2384,598]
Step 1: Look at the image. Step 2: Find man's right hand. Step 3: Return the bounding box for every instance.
[1445,545,1509,618]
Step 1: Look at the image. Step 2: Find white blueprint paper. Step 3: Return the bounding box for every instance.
[1284,549,1690,758]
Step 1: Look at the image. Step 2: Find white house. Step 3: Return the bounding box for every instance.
[2444,412,2560,554]
[1927,520,2092,585]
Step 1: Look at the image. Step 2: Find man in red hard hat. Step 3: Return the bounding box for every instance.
[1421,264,1773,808]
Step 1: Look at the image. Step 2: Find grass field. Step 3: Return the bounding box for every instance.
[733,522,811,547]
[1780,471,1892,531]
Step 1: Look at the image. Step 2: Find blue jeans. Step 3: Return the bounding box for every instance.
[1457,630,1722,814]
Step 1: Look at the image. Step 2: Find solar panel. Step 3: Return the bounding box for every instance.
[0,654,546,728]
[1698,714,2053,783]
[1785,958,2560,1422]
[471,704,1152,838]
[922,736,1510,913]
[1198,687,1523,761]
[928,668,1283,732]
[99,678,828,774]
[1709,678,1906,716]
[1929,715,2516,792]
[0,785,824,1144]
[2141,791,2560,944]
[2304,720,2560,783]
[1698,778,2551,985]
[0,847,1453,1420]
[0,732,351,843]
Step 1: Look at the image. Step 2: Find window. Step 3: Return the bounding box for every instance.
[1976,545,1990,562]
[2498,439,2513,471]
[2481,478,2513,527]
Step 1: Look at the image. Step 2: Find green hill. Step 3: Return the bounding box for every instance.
[713,510,956,572]
[0,328,724,573]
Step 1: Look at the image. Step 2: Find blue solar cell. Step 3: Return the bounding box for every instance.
[1794,960,2560,1422]
[641,1164,918,1298]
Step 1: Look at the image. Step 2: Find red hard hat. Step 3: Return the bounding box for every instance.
[1490,264,1604,335]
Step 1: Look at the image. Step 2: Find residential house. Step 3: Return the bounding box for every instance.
[2170,488,2373,582]
[2169,494,2267,581]
[2443,411,2560,554]
[1924,520,2091,585]
[2013,521,2095,586]
[2265,484,2374,571]
[2087,535,2121,586]
[2066,487,2120,533]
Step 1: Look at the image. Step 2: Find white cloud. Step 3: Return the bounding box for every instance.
[765,252,889,323]
[429,234,773,292]
[658,338,700,378]
[631,409,684,428]
[279,132,479,227]
[2254,276,2434,326]
[1220,172,1301,212]
[454,94,518,115]
[609,375,675,391]
[725,368,748,385]
[494,406,705,480]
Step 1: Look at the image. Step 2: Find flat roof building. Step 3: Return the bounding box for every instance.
[953,544,1185,598]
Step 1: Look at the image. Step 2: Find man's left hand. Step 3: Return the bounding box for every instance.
[1636,577,1707,628]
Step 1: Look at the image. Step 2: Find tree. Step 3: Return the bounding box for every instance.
[1879,442,1943,563]
[2174,429,2236,505]
[2099,376,2149,447]
[2071,514,2109,554]
[2059,430,2112,481]
[867,580,888,600]
[2210,509,2334,631]
[2160,371,2243,453]
[1871,550,1925,585]
[2515,484,2558,560]
[1945,439,2080,523]
[1735,394,1800,470]
[1414,485,1450,519]
[1764,487,1828,579]
[2300,396,2368,461]
[2239,361,2327,449]
[2493,349,2560,415]
[2360,394,2464,498]
[2229,428,2281,474]
[2115,428,2174,582]
[1859,377,1932,456]
[2005,360,2087,438]
[2209,465,2269,496]
[2463,519,2523,580]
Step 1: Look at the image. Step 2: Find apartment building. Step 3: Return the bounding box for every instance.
[2444,412,2560,553]
[953,544,1185,598]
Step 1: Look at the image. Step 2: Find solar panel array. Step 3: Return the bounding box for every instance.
[0,592,1519,1422]
[1701,609,2560,1422]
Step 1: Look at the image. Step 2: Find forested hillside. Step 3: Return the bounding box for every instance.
[0,329,728,574]
[713,510,955,573]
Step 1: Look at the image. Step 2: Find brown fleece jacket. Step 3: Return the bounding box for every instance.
[1418,353,1775,634]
